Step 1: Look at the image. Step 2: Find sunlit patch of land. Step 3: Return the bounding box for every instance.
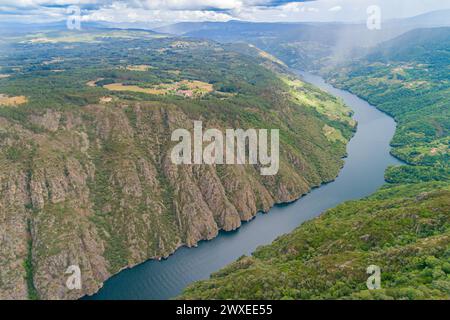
[281,76,355,126]
[104,83,167,95]
[322,124,346,143]
[428,142,449,156]
[122,65,153,72]
[168,70,181,75]
[99,96,113,104]
[22,30,167,44]
[0,74,10,79]
[404,80,430,89]
[0,94,28,106]
[364,63,434,91]
[86,78,104,87]
[248,44,287,67]
[104,80,214,98]
[215,91,237,99]
[28,37,55,44]
[170,40,209,48]
[42,58,64,65]
[391,137,449,164]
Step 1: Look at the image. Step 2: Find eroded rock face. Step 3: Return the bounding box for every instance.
[0,99,348,299]
[0,169,29,299]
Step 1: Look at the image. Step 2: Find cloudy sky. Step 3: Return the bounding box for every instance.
[1,0,450,27]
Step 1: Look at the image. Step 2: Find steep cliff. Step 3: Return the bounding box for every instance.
[0,30,354,299]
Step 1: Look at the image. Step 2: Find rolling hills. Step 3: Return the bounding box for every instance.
[156,10,450,72]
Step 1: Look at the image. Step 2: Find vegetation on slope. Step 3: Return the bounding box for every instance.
[180,28,450,300]
[181,183,450,300]
[327,27,449,184]
[0,29,354,299]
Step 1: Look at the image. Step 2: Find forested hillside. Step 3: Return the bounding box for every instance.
[327,27,449,184]
[0,29,354,299]
[156,12,450,72]
[180,28,450,300]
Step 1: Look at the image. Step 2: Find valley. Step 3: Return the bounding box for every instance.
[180,27,450,300]
[0,30,354,300]
[0,8,448,301]
[87,70,401,300]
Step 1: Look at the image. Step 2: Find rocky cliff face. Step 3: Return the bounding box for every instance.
[0,98,351,299]
[0,34,354,299]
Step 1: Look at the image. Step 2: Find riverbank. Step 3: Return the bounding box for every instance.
[85,71,401,300]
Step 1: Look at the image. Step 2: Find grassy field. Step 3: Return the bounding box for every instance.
[103,80,214,98]
[0,94,27,106]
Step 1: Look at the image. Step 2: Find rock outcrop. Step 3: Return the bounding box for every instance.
[0,96,351,299]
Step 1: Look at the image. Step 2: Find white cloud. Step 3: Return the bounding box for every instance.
[281,2,305,13]
[81,2,233,24]
[307,7,319,12]
[227,0,450,24]
[328,5,342,12]
[139,0,244,10]
[2,0,450,25]
[0,0,104,7]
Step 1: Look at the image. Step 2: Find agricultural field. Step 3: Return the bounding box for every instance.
[0,94,28,106]
[103,80,214,98]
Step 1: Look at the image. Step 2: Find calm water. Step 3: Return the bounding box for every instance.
[85,71,402,300]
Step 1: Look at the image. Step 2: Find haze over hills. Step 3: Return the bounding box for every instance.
[327,27,450,183]
[397,9,450,28]
[155,9,450,36]
[154,10,450,71]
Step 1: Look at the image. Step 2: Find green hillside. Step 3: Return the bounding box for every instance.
[181,183,449,300]
[180,28,450,300]
[327,27,449,184]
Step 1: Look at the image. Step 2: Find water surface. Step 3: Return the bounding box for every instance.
[86,71,402,300]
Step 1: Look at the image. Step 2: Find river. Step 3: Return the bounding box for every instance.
[85,71,402,300]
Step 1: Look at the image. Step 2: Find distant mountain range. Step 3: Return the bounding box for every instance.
[3,9,449,39]
[155,9,450,39]
[151,10,450,71]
